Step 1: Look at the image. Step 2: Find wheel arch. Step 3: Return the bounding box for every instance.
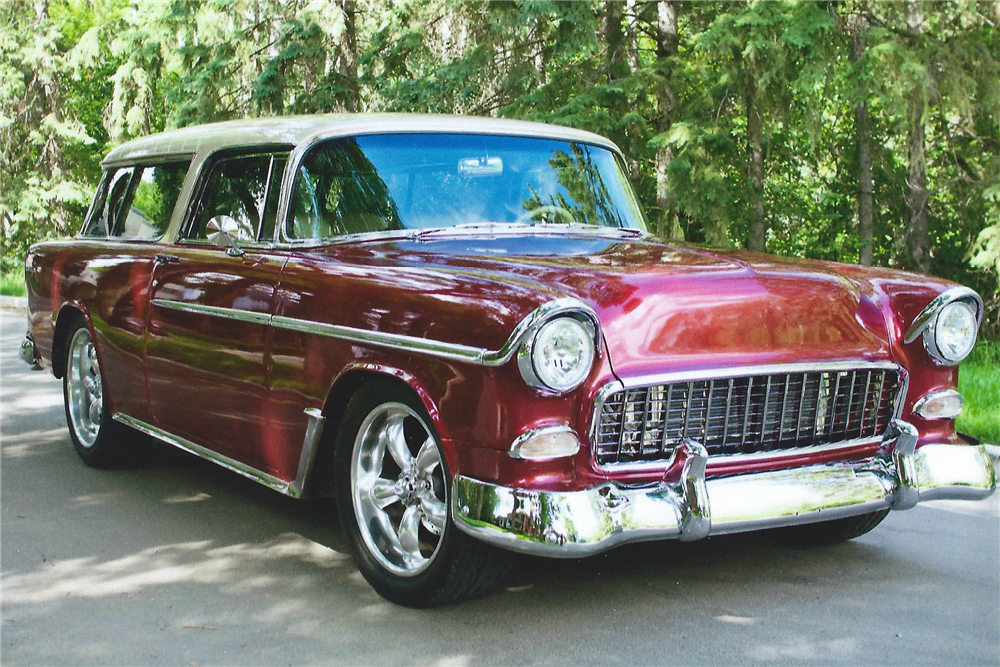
[51,302,91,379]
[308,363,453,498]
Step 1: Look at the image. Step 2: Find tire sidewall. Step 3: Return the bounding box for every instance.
[62,322,115,466]
[334,379,458,607]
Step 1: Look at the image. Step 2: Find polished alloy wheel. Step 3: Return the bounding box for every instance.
[66,327,103,448]
[351,402,448,577]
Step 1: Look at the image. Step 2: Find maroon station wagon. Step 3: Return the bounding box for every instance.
[20,114,997,606]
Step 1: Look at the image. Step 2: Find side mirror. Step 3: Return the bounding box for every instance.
[206,216,246,257]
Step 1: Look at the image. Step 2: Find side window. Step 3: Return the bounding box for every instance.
[116,162,188,239]
[190,153,283,243]
[288,138,401,240]
[82,167,134,237]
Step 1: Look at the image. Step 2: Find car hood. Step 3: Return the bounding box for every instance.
[303,230,896,379]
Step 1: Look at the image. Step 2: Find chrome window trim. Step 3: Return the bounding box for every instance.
[902,286,984,345]
[147,296,600,368]
[589,360,909,471]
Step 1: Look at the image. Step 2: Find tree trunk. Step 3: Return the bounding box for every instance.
[654,0,681,240]
[604,1,625,83]
[744,60,766,253]
[339,0,359,112]
[625,0,640,73]
[534,18,548,86]
[847,16,873,266]
[904,1,929,273]
[906,93,929,272]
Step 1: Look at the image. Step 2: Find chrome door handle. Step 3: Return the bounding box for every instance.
[154,254,180,265]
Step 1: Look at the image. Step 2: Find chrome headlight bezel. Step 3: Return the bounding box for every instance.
[903,287,983,367]
[924,300,978,365]
[518,313,599,395]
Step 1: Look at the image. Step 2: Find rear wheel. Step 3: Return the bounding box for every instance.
[334,379,512,607]
[772,509,890,546]
[63,322,127,467]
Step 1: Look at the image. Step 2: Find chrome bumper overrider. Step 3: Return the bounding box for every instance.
[19,335,41,370]
[452,420,997,557]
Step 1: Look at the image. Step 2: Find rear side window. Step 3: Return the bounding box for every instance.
[83,167,133,237]
[118,163,188,239]
[82,160,189,240]
[188,151,288,243]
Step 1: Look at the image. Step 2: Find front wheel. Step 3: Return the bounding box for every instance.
[334,379,512,606]
[63,322,127,467]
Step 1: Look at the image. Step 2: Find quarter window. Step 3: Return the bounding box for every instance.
[82,167,133,237]
[82,161,188,240]
[118,163,188,239]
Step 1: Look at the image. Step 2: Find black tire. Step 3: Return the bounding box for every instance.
[62,319,128,468]
[334,378,513,607]
[771,509,890,546]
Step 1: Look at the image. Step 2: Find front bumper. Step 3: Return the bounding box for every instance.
[20,335,41,370]
[452,421,997,557]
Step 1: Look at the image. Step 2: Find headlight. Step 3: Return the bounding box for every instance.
[518,316,596,393]
[925,300,978,365]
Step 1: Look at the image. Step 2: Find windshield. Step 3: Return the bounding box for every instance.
[286,133,646,240]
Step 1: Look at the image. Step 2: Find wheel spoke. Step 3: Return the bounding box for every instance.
[419,495,447,536]
[398,505,422,557]
[370,478,399,510]
[384,415,413,471]
[78,343,90,382]
[88,344,99,376]
[415,436,440,476]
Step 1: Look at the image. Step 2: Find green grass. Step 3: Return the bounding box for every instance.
[957,340,1000,445]
[0,271,26,297]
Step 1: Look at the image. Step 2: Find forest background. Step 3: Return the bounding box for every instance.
[2,0,999,344]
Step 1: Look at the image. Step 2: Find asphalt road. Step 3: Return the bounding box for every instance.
[2,310,999,666]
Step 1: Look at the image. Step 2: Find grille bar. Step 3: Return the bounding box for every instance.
[595,366,902,467]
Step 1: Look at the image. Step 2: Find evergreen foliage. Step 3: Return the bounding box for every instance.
[2,0,998,337]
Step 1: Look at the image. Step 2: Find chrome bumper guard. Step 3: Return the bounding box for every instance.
[452,420,997,557]
[19,335,41,370]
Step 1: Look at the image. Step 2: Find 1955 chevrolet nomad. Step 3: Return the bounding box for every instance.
[19,114,997,606]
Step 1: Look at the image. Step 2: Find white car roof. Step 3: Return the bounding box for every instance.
[102,113,623,165]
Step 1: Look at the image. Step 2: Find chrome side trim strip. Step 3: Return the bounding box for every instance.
[113,413,293,496]
[150,299,272,325]
[151,296,600,367]
[270,314,489,363]
[903,286,984,344]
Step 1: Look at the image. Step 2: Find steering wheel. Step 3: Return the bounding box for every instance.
[516,205,577,225]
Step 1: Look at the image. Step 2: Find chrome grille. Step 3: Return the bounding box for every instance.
[595,367,902,466]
